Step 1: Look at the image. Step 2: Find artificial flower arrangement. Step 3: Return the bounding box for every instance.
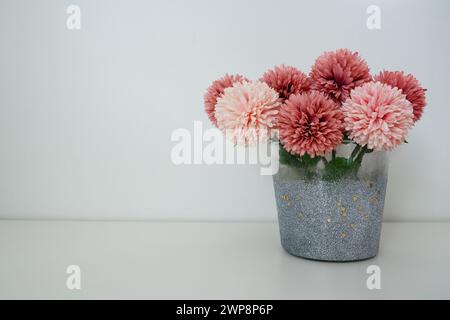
[203,49,427,261]
[204,48,426,178]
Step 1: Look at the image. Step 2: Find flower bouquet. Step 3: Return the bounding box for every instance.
[204,49,427,261]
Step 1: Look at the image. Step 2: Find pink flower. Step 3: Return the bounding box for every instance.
[342,82,414,151]
[278,91,344,158]
[310,49,372,103]
[261,65,311,100]
[215,81,280,146]
[204,74,248,126]
[375,71,427,122]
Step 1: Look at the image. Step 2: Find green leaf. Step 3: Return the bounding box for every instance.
[279,145,302,167]
[299,154,321,167]
[323,157,359,180]
[278,145,322,180]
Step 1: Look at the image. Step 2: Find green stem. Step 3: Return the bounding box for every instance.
[354,147,366,164]
[349,145,361,163]
[332,150,336,160]
[354,145,371,172]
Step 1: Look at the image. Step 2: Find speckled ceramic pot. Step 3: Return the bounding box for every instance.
[273,145,388,262]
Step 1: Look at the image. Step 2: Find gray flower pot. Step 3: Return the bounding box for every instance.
[273,145,388,262]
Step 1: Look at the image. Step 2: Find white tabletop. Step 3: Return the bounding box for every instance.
[0,221,449,299]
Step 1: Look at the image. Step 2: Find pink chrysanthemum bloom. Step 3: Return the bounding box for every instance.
[278,91,344,158]
[342,82,414,151]
[215,81,280,146]
[310,49,372,103]
[261,65,311,100]
[204,74,248,126]
[375,70,427,122]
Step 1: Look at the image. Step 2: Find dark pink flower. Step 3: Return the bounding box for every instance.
[204,74,248,126]
[261,65,311,100]
[375,70,427,122]
[310,49,372,103]
[278,91,344,157]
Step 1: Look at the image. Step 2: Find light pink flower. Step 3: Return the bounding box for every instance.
[215,81,280,146]
[310,49,372,103]
[261,65,311,100]
[342,82,414,151]
[375,70,427,122]
[204,74,248,126]
[278,91,344,158]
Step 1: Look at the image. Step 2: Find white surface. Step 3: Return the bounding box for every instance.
[1,0,450,221]
[0,221,449,299]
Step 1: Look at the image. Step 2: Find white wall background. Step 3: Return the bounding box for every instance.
[0,0,449,221]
